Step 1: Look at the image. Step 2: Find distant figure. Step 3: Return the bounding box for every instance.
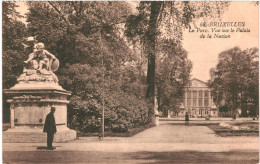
[185,112,189,125]
[232,113,236,121]
[43,107,57,150]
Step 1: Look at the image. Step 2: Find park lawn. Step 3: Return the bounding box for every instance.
[229,122,259,131]
[77,122,156,137]
[207,121,259,137]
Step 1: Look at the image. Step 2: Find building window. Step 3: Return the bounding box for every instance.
[193,91,197,98]
[204,98,209,106]
[199,99,202,106]
[193,99,197,106]
[187,98,191,106]
[187,91,191,106]
[199,90,203,98]
[188,91,191,98]
[193,91,197,106]
[204,90,209,97]
[199,91,203,107]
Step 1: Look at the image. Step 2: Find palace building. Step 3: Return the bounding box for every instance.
[178,78,218,117]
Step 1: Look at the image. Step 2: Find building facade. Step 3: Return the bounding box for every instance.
[178,78,218,117]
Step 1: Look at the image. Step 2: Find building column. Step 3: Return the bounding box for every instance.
[209,91,211,107]
[202,90,205,106]
[211,95,214,107]
[202,90,205,116]
[10,104,15,129]
[196,90,199,114]
[190,89,193,109]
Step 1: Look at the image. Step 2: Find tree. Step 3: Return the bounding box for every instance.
[26,1,153,132]
[125,1,230,100]
[156,40,192,116]
[27,1,133,65]
[209,47,259,116]
[2,1,27,89]
[2,2,27,123]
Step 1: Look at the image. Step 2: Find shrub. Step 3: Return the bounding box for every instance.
[67,87,152,133]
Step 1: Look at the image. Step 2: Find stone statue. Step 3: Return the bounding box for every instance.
[24,43,59,72]
[3,39,76,143]
[17,42,60,83]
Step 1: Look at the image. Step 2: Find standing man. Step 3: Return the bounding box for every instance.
[185,112,189,126]
[43,107,57,150]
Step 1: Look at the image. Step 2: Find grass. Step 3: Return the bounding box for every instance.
[77,122,156,137]
[207,121,259,137]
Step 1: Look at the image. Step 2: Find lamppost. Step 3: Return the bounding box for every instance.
[100,32,105,140]
[101,54,105,140]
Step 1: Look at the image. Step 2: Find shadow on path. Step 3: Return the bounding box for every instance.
[35,146,60,150]
[3,150,259,164]
[36,146,48,150]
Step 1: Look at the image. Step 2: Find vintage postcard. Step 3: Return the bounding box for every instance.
[2,1,259,163]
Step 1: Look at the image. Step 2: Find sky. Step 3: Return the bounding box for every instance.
[14,1,259,82]
[183,1,259,82]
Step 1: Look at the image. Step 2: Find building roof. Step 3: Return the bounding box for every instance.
[190,78,207,84]
[186,78,208,88]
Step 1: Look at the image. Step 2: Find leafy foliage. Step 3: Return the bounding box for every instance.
[3,1,232,131]
[209,47,259,116]
[2,2,28,123]
[26,1,152,132]
[125,1,229,99]
[156,41,192,116]
[61,63,151,132]
[2,2,27,89]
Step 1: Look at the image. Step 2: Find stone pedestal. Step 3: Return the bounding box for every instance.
[3,81,77,143]
[167,110,171,118]
[155,115,159,126]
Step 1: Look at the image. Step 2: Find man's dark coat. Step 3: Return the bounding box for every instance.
[43,112,57,134]
[43,112,57,148]
[185,113,189,121]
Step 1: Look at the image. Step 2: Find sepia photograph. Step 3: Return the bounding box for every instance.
[1,1,259,163]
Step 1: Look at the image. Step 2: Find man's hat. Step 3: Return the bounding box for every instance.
[51,107,56,111]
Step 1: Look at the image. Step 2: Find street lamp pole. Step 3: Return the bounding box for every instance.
[99,32,105,140]
[101,56,105,139]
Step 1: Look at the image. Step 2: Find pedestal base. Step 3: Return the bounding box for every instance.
[3,127,77,143]
[4,78,75,143]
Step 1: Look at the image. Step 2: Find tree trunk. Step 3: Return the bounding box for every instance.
[146,2,162,99]
[255,98,259,117]
[157,86,161,112]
